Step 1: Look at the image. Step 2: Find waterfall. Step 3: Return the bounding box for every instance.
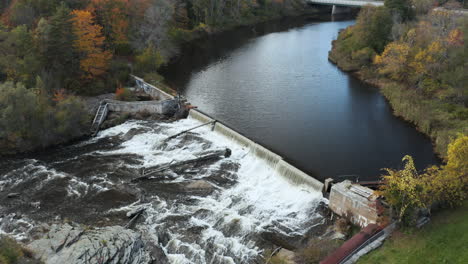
[188,109,215,124]
[213,122,254,149]
[188,110,324,192]
[251,143,282,169]
[276,160,324,192]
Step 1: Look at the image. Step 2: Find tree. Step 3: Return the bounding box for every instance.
[71,10,112,80]
[379,135,468,223]
[40,3,79,90]
[385,0,414,21]
[135,44,165,74]
[433,134,468,205]
[0,25,40,87]
[0,81,88,153]
[134,0,174,51]
[87,0,130,51]
[374,42,412,82]
[378,155,434,222]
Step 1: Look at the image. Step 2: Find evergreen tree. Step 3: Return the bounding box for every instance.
[42,3,79,90]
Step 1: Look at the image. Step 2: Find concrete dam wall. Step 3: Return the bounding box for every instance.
[188,109,324,192]
[130,76,324,192]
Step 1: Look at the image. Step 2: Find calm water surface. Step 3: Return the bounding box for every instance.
[162,16,439,181]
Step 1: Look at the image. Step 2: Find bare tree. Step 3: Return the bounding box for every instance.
[134,0,174,51]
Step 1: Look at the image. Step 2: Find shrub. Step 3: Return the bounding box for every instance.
[0,82,88,153]
[0,235,40,264]
[351,47,377,68]
[135,45,165,75]
[115,87,136,101]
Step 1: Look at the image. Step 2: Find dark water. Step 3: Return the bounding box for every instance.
[161,16,439,181]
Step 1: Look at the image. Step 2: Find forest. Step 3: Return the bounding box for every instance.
[0,0,306,153]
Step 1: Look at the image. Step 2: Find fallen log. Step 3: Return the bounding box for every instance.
[125,208,146,229]
[155,121,216,148]
[132,148,231,182]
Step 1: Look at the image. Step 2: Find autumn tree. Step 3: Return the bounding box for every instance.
[374,42,412,82]
[431,134,468,205]
[380,135,468,223]
[71,10,112,80]
[379,155,435,222]
[87,0,130,51]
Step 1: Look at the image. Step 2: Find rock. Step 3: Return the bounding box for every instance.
[122,128,141,141]
[7,193,20,198]
[261,231,300,250]
[185,180,214,195]
[27,223,153,264]
[275,249,296,264]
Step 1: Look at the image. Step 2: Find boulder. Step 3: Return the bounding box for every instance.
[7,193,20,198]
[28,223,153,264]
[184,180,215,195]
[186,180,213,190]
[122,128,142,141]
[275,249,296,264]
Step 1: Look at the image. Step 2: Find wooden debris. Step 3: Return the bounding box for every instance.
[132,148,231,182]
[155,121,216,148]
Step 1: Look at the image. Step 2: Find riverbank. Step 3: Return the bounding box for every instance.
[328,9,468,159]
[145,5,333,92]
[330,53,465,159]
[358,202,468,263]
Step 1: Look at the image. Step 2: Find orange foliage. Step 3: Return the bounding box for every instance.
[115,86,125,97]
[71,10,112,79]
[53,88,67,102]
[87,0,131,46]
[1,0,18,26]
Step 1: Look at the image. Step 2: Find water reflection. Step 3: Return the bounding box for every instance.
[161,15,438,181]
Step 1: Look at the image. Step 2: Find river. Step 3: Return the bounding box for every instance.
[0,15,439,264]
[162,15,439,182]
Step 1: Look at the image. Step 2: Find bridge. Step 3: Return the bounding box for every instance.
[307,0,384,7]
[307,0,384,14]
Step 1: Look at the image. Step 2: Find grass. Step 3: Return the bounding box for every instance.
[358,202,468,264]
[0,236,39,264]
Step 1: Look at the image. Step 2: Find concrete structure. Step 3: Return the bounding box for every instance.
[329,180,380,227]
[132,75,175,100]
[188,110,325,193]
[307,0,384,7]
[307,0,383,15]
[104,99,179,115]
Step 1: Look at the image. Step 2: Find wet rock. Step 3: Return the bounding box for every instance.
[185,180,214,195]
[7,193,20,198]
[261,231,301,250]
[275,249,296,264]
[122,128,141,141]
[28,223,153,264]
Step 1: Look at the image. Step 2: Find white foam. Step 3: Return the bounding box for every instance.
[98,119,325,262]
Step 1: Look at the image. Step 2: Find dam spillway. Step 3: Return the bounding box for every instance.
[188,109,324,192]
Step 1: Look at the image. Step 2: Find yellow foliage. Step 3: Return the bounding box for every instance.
[374,42,411,81]
[380,135,468,222]
[447,28,464,47]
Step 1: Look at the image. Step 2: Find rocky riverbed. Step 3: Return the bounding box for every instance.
[0,117,338,263]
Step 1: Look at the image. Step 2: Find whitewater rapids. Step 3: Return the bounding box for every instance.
[0,117,326,263]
